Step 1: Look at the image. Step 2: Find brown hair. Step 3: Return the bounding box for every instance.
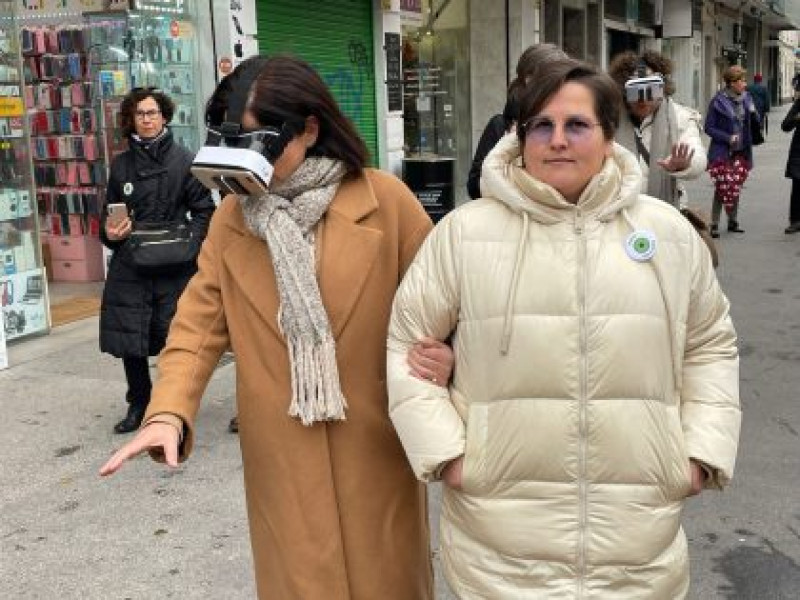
[506,43,570,122]
[118,87,175,138]
[516,58,622,145]
[723,65,746,86]
[247,55,368,175]
[607,50,676,96]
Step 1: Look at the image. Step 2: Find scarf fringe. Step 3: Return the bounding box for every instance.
[286,335,348,426]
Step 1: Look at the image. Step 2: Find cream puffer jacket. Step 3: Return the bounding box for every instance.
[387,134,740,599]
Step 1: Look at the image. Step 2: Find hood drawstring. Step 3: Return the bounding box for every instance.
[621,208,681,392]
[500,211,530,355]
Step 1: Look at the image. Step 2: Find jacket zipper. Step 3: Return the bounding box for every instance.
[574,208,588,598]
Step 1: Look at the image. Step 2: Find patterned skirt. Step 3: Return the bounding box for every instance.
[708,155,751,213]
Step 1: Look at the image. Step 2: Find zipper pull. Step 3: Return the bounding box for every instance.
[574,208,583,234]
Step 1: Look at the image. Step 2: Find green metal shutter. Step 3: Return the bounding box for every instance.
[257,0,378,165]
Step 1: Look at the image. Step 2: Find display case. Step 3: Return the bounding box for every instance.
[0,0,49,342]
[86,4,201,154]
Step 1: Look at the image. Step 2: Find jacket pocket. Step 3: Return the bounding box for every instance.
[460,402,489,495]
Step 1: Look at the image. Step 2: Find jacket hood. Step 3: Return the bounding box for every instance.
[480,132,642,223]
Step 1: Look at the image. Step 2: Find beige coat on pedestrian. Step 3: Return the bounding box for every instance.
[143,169,434,600]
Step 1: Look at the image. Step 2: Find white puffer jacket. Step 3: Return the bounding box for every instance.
[387,134,740,599]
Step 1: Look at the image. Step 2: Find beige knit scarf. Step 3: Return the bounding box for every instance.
[239,157,348,426]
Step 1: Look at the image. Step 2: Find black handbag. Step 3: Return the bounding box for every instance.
[750,111,764,146]
[126,221,198,274]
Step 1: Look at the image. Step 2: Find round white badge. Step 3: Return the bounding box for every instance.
[625,230,657,262]
[123,182,134,196]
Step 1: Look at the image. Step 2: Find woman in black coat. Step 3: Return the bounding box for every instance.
[781,94,800,234]
[100,88,215,433]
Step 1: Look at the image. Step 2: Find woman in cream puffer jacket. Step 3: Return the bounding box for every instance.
[387,62,740,599]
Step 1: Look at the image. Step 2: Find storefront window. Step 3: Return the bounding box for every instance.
[400,0,470,217]
[1,0,48,345]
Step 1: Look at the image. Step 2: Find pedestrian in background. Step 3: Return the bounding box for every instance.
[608,50,706,208]
[704,65,759,238]
[608,50,716,265]
[747,73,770,135]
[466,43,568,199]
[780,93,800,234]
[388,57,740,598]
[100,55,453,599]
[100,87,215,434]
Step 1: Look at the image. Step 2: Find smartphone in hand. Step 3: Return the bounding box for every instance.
[107,203,129,228]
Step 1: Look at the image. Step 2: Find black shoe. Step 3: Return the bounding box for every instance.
[113,404,146,434]
[727,221,745,233]
[228,416,239,434]
[785,222,800,234]
[710,224,720,239]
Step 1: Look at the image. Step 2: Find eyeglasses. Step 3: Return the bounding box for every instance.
[135,109,162,120]
[523,116,602,145]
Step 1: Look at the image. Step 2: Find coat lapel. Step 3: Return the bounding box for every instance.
[220,172,382,342]
[319,174,382,339]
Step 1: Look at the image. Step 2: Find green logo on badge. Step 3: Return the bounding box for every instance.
[625,230,657,261]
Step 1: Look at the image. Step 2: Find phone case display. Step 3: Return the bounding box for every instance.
[21,22,105,282]
[1,1,48,341]
[87,9,200,152]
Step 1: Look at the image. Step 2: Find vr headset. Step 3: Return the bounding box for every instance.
[191,64,297,197]
[623,60,665,104]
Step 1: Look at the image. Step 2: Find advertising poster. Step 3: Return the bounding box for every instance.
[1,268,48,342]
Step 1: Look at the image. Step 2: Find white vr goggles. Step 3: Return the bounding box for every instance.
[624,74,665,104]
[191,125,294,197]
[190,63,297,197]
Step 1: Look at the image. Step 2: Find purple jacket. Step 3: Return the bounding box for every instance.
[704,90,758,166]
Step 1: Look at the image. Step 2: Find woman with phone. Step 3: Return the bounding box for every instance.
[99,87,215,434]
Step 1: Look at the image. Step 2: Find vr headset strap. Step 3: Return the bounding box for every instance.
[218,63,262,136]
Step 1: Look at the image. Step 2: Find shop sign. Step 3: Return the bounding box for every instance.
[400,0,423,25]
[384,32,403,113]
[218,57,233,76]
[20,0,130,13]
[0,97,23,118]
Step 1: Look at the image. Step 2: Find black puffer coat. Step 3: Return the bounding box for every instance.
[99,129,215,358]
[782,98,800,180]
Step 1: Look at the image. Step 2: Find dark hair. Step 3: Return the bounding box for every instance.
[516,58,622,145]
[506,43,570,124]
[607,50,676,97]
[205,56,270,128]
[208,55,368,176]
[118,88,175,137]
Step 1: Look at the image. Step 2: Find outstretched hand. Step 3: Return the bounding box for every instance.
[656,142,694,172]
[99,422,180,477]
[407,337,454,387]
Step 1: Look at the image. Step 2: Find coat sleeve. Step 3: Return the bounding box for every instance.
[703,101,732,145]
[387,213,465,481]
[467,115,506,200]
[99,155,126,251]
[781,99,800,132]
[680,228,741,489]
[671,105,707,180]
[181,164,216,242]
[142,207,231,461]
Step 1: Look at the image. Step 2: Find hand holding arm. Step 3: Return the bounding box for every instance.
[407,337,454,387]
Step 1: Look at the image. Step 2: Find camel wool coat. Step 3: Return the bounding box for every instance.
[142,169,434,600]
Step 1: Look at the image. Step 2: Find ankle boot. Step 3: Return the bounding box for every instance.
[710,223,720,238]
[114,403,146,434]
[727,221,745,233]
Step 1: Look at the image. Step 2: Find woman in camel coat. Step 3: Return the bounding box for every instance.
[100,56,449,599]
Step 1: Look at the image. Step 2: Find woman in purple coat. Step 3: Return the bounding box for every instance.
[704,65,760,238]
